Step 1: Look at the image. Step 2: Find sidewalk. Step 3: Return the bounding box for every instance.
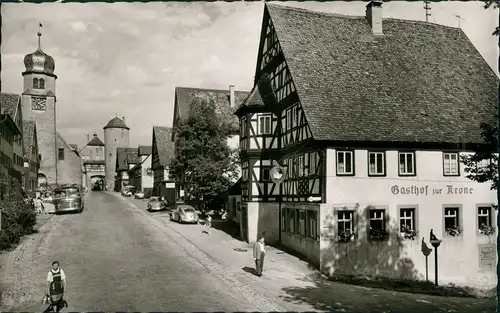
[124,196,496,312]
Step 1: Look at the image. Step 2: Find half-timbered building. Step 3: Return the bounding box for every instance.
[171,86,249,201]
[128,145,153,197]
[114,147,139,192]
[151,126,175,204]
[235,1,498,289]
[1,93,25,184]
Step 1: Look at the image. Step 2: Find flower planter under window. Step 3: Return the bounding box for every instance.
[369,228,389,241]
[445,227,462,237]
[338,229,355,242]
[479,224,495,236]
[401,225,417,240]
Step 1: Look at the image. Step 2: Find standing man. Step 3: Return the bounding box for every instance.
[46,261,67,312]
[253,234,266,277]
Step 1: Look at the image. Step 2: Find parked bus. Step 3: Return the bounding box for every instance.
[53,184,84,214]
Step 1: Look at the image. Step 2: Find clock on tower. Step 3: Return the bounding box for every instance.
[31,97,46,111]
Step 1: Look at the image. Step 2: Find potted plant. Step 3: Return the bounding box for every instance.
[338,229,355,242]
[479,223,496,236]
[369,228,389,241]
[401,225,417,240]
[445,226,462,237]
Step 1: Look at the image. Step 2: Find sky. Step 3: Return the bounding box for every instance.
[2,1,498,149]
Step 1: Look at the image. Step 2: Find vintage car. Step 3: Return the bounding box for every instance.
[53,184,84,214]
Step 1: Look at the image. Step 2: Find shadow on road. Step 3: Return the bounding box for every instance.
[242,266,257,276]
[210,219,240,240]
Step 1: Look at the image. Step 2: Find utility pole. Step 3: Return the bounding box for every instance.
[424,1,431,23]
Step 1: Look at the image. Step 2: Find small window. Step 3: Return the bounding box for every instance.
[294,209,300,234]
[336,150,354,175]
[298,155,304,177]
[261,168,270,181]
[39,79,45,89]
[299,210,306,236]
[33,78,39,88]
[337,210,354,234]
[368,151,385,176]
[287,208,295,233]
[309,152,317,175]
[398,152,415,176]
[443,152,459,176]
[307,210,317,239]
[291,106,297,128]
[369,209,385,230]
[258,114,272,135]
[444,207,460,236]
[478,206,493,231]
[58,148,64,161]
[399,208,416,233]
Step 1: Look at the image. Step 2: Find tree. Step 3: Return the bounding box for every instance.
[171,98,240,209]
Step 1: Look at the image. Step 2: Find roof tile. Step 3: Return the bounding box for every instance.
[152,126,174,167]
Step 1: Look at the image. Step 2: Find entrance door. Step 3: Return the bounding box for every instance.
[241,203,248,242]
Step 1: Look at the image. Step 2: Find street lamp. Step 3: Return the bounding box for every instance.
[429,229,442,286]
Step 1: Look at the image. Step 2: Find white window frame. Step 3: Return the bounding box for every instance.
[477,206,492,229]
[337,210,354,233]
[309,152,317,175]
[398,152,415,176]
[368,151,385,176]
[286,109,292,131]
[369,209,385,231]
[336,150,354,175]
[443,152,459,176]
[258,114,272,135]
[298,155,304,177]
[444,207,460,232]
[399,208,415,233]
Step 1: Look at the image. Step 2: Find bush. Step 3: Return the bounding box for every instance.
[0,167,37,250]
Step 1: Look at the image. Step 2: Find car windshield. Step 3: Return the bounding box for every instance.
[151,202,161,207]
[150,197,160,202]
[182,207,195,213]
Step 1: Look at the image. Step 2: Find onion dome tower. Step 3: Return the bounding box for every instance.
[103,116,130,191]
[21,23,59,186]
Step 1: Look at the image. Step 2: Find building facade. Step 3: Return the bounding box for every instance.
[0,112,22,191]
[115,147,138,192]
[151,126,175,204]
[235,2,499,289]
[171,86,248,201]
[22,120,39,193]
[104,117,130,191]
[128,145,153,197]
[81,133,106,191]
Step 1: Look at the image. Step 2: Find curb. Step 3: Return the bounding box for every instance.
[111,192,286,312]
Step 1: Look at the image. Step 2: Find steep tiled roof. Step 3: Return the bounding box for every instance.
[138,145,152,156]
[152,126,174,167]
[69,144,79,152]
[237,74,275,111]
[173,87,249,139]
[103,117,130,130]
[116,147,139,171]
[265,4,498,144]
[23,120,36,159]
[56,132,80,157]
[87,134,105,147]
[0,93,20,119]
[228,177,242,195]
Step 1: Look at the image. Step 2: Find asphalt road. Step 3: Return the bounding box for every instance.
[9,191,276,312]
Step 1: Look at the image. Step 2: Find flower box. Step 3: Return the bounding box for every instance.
[445,227,462,237]
[369,228,389,241]
[338,229,355,242]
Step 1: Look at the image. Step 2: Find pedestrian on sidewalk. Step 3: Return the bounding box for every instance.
[35,197,45,215]
[204,214,212,235]
[46,261,68,312]
[253,234,266,277]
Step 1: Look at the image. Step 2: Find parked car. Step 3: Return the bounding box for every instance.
[134,192,145,199]
[125,191,133,197]
[147,197,165,212]
[170,205,199,224]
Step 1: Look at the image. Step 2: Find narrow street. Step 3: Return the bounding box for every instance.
[3,191,281,312]
[1,191,496,312]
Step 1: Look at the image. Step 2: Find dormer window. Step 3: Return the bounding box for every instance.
[33,78,45,89]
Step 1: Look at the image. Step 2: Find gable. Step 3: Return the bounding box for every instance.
[56,132,80,158]
[152,126,174,167]
[264,4,499,145]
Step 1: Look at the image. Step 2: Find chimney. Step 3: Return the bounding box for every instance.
[229,85,235,108]
[93,133,97,137]
[86,134,90,143]
[366,0,383,35]
[122,116,126,124]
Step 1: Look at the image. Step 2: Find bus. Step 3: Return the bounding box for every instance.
[53,184,84,214]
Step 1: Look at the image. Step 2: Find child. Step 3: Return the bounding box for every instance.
[205,214,212,235]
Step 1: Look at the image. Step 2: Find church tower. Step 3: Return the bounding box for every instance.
[103,116,130,191]
[21,26,58,186]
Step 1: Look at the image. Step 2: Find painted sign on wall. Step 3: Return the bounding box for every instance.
[478,244,496,269]
[391,184,474,196]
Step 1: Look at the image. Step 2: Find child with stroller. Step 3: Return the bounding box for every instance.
[45,261,68,312]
